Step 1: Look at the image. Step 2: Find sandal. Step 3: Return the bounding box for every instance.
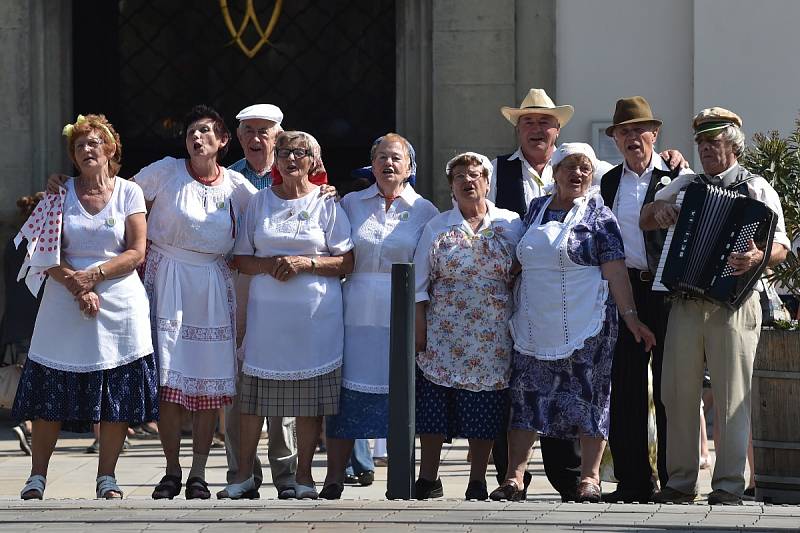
[152,474,182,500]
[295,483,319,499]
[489,480,526,502]
[185,476,211,500]
[96,475,123,499]
[216,476,258,500]
[20,475,46,500]
[576,480,602,503]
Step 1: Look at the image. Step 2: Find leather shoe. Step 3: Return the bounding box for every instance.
[601,487,655,503]
[319,483,343,500]
[464,480,488,500]
[708,489,742,505]
[653,486,697,504]
[414,477,443,499]
[489,480,526,502]
[576,481,601,503]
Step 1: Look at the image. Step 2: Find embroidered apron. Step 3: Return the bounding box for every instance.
[510,195,608,360]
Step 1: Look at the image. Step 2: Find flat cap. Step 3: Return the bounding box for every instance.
[693,106,742,135]
[235,104,283,125]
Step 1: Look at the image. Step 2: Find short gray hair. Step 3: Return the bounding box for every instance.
[275,130,323,171]
[696,124,746,157]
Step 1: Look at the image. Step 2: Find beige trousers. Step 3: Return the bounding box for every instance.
[661,291,761,496]
[226,273,297,491]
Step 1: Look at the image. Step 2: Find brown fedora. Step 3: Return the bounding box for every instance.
[605,96,662,136]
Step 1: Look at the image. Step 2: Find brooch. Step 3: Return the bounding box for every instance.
[105,217,116,227]
[298,211,310,221]
[217,201,226,209]
[480,228,495,239]
[659,176,672,186]
[398,211,410,221]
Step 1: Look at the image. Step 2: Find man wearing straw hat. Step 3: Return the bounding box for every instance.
[600,96,693,503]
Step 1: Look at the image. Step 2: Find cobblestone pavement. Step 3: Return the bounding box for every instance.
[1,417,798,532]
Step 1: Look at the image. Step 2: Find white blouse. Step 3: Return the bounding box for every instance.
[134,157,256,254]
[339,184,439,393]
[233,187,354,379]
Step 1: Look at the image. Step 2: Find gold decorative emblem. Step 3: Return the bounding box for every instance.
[220,0,283,59]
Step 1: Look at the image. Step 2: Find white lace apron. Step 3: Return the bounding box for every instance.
[510,195,608,360]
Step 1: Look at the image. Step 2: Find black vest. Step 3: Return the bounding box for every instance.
[494,154,529,218]
[600,161,680,274]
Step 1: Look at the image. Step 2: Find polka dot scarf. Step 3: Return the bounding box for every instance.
[14,188,66,296]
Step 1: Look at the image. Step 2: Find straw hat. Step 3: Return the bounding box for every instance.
[500,89,574,127]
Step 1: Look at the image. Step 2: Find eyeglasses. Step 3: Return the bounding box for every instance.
[563,164,593,175]
[276,148,311,159]
[452,171,485,182]
[75,139,104,151]
[241,127,273,138]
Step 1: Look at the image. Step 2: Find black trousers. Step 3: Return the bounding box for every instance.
[607,270,670,491]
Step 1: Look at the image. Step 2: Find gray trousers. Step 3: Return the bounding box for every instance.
[227,272,298,490]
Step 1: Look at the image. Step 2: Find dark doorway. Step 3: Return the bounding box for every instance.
[73,0,396,184]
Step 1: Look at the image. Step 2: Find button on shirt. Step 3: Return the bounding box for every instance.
[613,156,693,270]
[228,158,272,191]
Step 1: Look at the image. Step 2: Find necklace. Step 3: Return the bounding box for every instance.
[186,160,221,186]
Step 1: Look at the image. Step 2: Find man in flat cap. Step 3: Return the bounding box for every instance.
[225,103,298,499]
[641,107,790,505]
[600,96,693,503]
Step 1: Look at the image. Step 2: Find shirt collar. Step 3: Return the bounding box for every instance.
[445,199,500,234]
[245,159,271,177]
[353,182,420,207]
[715,162,740,182]
[622,153,662,179]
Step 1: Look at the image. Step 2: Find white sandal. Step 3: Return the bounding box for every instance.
[21,475,46,500]
[96,475,123,499]
[216,476,256,499]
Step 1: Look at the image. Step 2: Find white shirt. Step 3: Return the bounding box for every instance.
[134,157,256,255]
[338,183,439,393]
[340,183,439,274]
[655,163,791,250]
[611,156,693,270]
[490,147,614,210]
[233,187,354,379]
[414,200,524,302]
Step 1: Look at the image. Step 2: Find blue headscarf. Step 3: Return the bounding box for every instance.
[351,135,417,187]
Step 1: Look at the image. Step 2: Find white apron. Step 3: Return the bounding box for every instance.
[510,195,608,360]
[341,272,392,393]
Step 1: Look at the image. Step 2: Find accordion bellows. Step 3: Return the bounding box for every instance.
[654,182,777,309]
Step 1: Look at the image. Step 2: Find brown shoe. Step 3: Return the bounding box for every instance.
[489,480,526,502]
[576,481,601,503]
[707,489,742,505]
[653,486,697,504]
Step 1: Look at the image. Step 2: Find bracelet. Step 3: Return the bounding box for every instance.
[97,265,107,280]
[310,258,317,274]
[620,308,637,317]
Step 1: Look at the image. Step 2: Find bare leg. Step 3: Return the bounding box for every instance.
[467,438,493,482]
[503,429,536,487]
[158,401,184,477]
[97,421,128,497]
[419,434,445,481]
[295,416,322,486]
[231,413,264,484]
[747,432,755,489]
[324,437,355,486]
[29,420,61,478]
[579,435,605,484]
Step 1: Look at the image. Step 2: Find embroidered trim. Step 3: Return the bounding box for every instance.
[27,348,152,373]
[156,319,233,341]
[160,368,236,396]
[242,357,342,381]
[342,379,389,394]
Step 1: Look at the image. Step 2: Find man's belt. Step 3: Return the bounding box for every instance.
[628,268,654,283]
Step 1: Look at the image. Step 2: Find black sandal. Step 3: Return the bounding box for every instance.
[185,476,211,500]
[152,474,182,500]
[489,480,526,502]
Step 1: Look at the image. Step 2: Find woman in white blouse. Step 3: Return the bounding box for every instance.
[413,152,524,500]
[319,133,438,499]
[134,105,257,500]
[224,131,354,500]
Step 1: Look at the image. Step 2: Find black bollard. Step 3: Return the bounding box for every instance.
[386,263,416,500]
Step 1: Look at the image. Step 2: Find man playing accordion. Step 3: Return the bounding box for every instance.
[640,107,790,505]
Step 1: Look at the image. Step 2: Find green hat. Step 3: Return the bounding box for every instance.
[693,107,742,136]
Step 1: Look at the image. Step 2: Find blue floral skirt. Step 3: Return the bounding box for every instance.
[12,355,159,434]
[509,302,617,439]
[415,367,507,440]
[326,387,389,439]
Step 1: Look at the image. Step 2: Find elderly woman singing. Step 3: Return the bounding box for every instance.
[491,143,655,503]
[14,114,156,500]
[135,105,256,500]
[413,152,524,500]
[221,131,354,500]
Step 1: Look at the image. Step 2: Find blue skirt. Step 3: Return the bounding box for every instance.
[12,354,160,434]
[326,387,389,439]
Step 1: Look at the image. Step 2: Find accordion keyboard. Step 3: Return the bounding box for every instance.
[652,190,686,292]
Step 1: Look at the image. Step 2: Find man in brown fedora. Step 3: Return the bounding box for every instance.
[600,96,693,503]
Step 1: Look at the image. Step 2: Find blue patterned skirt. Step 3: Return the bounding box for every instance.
[326,387,389,439]
[509,301,617,439]
[12,354,159,434]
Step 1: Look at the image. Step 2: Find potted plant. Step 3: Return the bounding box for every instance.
[739,115,800,504]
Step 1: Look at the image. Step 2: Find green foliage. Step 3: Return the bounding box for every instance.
[741,117,800,296]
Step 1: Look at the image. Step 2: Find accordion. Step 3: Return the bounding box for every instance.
[653,181,777,309]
